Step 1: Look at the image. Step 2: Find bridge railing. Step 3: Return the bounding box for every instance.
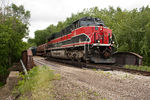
[21,49,35,70]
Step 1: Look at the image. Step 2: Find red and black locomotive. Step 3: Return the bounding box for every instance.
[45,17,115,63]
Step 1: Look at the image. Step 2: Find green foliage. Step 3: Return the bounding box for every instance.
[27,38,36,46]
[0,3,30,84]
[0,82,5,87]
[0,3,30,66]
[15,66,60,99]
[0,65,9,76]
[0,65,9,87]
[34,30,50,45]
[125,65,150,72]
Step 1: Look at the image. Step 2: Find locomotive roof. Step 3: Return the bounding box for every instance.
[72,16,103,23]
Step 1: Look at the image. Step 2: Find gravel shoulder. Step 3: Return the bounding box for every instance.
[34,56,150,100]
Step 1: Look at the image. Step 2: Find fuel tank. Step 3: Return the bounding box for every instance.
[51,50,69,59]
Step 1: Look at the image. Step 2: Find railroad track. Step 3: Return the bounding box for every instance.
[35,57,150,76]
[34,58,60,68]
[34,59,45,65]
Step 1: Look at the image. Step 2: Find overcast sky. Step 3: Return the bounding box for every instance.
[8,0,150,38]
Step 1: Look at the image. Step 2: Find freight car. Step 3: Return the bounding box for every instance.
[45,17,115,63]
[29,46,37,56]
[36,43,46,56]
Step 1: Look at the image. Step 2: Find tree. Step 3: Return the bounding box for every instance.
[0,3,30,69]
[31,24,57,46]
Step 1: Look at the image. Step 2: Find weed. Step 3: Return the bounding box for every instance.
[101,98,107,100]
[15,66,61,99]
[19,97,28,100]
[93,68,97,71]
[106,72,112,75]
[93,92,99,96]
[124,65,150,72]
[77,91,87,100]
[96,70,112,77]
[123,74,130,78]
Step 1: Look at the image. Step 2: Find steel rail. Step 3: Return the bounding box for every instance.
[34,57,150,76]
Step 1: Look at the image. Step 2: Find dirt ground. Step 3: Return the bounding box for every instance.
[34,56,150,100]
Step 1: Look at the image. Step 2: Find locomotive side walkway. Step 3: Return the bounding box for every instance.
[34,56,150,100]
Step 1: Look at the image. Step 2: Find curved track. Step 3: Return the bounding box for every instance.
[33,56,150,100]
[45,57,150,76]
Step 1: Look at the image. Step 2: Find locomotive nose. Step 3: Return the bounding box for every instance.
[93,26,104,43]
[94,32,103,44]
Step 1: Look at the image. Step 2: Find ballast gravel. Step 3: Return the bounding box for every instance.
[34,56,150,100]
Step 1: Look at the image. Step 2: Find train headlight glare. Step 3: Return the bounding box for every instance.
[100,26,103,30]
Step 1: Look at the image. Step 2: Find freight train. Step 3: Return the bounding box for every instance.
[36,17,116,63]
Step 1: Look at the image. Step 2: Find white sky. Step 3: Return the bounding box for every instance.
[7,0,150,38]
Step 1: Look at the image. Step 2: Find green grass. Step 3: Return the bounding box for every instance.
[14,66,61,99]
[95,70,112,77]
[124,65,150,72]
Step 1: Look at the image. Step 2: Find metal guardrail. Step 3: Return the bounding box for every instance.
[22,49,35,71]
[20,59,28,75]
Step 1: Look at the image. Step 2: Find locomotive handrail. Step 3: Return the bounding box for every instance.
[112,34,119,49]
[84,31,96,56]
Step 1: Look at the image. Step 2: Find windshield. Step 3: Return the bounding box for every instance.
[80,18,104,27]
[80,20,95,26]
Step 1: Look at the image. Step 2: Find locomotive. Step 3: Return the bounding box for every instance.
[45,17,115,63]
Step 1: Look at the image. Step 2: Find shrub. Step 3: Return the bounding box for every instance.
[124,65,150,72]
